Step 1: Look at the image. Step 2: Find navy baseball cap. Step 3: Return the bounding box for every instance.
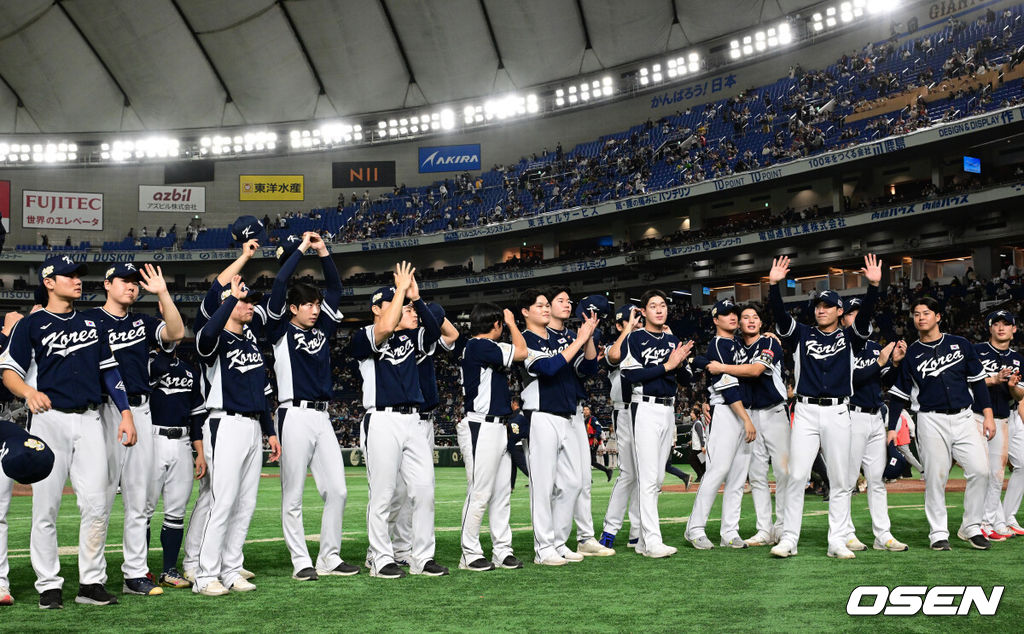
[219,281,264,305]
[814,290,844,309]
[614,304,639,324]
[711,299,740,318]
[846,296,863,310]
[575,294,611,320]
[987,310,1016,326]
[882,443,909,481]
[371,286,396,307]
[275,234,303,265]
[104,262,142,282]
[38,254,87,282]
[0,421,55,485]
[231,215,264,242]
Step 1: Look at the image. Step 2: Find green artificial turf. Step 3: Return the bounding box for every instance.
[2,467,1021,632]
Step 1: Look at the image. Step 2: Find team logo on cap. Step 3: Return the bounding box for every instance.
[61,256,74,265]
[105,266,115,278]
[372,291,384,303]
[24,438,45,451]
[276,246,285,259]
[41,265,54,278]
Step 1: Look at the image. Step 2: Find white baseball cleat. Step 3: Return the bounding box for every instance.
[687,534,715,550]
[642,544,677,558]
[873,538,909,552]
[183,569,197,584]
[770,540,798,558]
[556,546,584,562]
[827,544,857,559]
[0,585,12,606]
[577,539,615,556]
[533,556,568,566]
[196,580,229,596]
[720,535,749,549]
[744,531,773,547]
[846,537,868,552]
[230,578,256,592]
[239,568,255,580]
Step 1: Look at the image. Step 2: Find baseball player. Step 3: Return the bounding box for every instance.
[266,233,360,580]
[767,254,881,559]
[146,349,207,588]
[1,254,136,608]
[838,297,909,552]
[620,290,694,557]
[599,305,642,550]
[349,262,447,579]
[973,310,1024,541]
[1006,399,1024,533]
[0,419,56,606]
[507,399,529,490]
[685,299,757,550]
[545,287,612,557]
[518,288,599,565]
[86,262,184,597]
[457,303,528,571]
[192,275,281,596]
[707,305,790,547]
[887,296,995,550]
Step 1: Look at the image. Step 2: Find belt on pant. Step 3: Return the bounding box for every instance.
[373,405,418,415]
[922,407,968,415]
[54,403,99,414]
[156,426,188,439]
[128,394,149,407]
[290,399,329,412]
[467,413,509,424]
[224,410,261,421]
[632,395,675,406]
[796,395,848,406]
[850,405,880,415]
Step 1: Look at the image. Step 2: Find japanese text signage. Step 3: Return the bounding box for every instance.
[239,174,304,201]
[139,185,206,212]
[22,189,103,231]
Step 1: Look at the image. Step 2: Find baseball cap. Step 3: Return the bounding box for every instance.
[275,234,303,265]
[614,304,639,324]
[574,294,611,320]
[104,262,142,282]
[711,299,740,318]
[987,310,1016,326]
[846,296,863,310]
[371,286,396,307]
[219,281,264,305]
[38,254,87,283]
[814,290,844,309]
[230,215,264,243]
[0,421,55,485]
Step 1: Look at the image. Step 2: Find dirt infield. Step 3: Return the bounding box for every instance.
[663,478,973,494]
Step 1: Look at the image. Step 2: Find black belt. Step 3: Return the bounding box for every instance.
[55,404,99,414]
[128,394,149,407]
[922,408,967,415]
[797,396,848,406]
[225,410,261,420]
[293,400,329,412]
[157,426,188,439]
[376,405,417,415]
[850,405,880,415]
[471,414,509,424]
[633,395,675,406]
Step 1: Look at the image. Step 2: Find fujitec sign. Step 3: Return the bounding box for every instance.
[22,189,103,231]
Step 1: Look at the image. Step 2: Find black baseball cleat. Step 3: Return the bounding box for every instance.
[420,560,450,576]
[292,567,319,581]
[75,584,118,605]
[370,563,407,579]
[317,561,360,576]
[38,589,63,610]
[394,559,410,568]
[930,539,952,551]
[459,558,495,572]
[499,555,524,569]
[966,535,991,550]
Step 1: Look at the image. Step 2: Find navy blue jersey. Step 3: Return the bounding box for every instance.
[770,284,877,398]
[267,254,344,403]
[349,300,441,410]
[973,342,1024,418]
[521,327,597,415]
[705,336,743,406]
[149,351,206,438]
[851,340,891,409]
[0,310,120,410]
[888,334,991,429]
[84,307,172,395]
[620,329,683,399]
[461,337,515,416]
[605,356,631,408]
[196,297,268,414]
[0,332,15,403]
[735,335,786,409]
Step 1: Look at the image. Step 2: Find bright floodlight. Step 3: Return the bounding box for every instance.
[440,108,455,129]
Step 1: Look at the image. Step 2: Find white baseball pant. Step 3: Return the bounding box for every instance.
[918,409,989,542]
[686,404,752,542]
[361,410,435,575]
[182,421,211,575]
[979,414,1012,532]
[29,408,110,592]
[525,411,583,561]
[779,402,852,551]
[569,407,594,545]
[278,404,348,574]
[194,411,263,591]
[0,468,11,590]
[630,400,676,551]
[457,416,513,565]
[841,409,895,544]
[1004,412,1024,527]
[739,404,790,539]
[601,407,639,541]
[147,427,194,564]
[102,399,157,579]
[375,413,434,565]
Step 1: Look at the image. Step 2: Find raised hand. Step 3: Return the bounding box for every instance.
[241,239,259,258]
[680,340,695,358]
[768,256,790,284]
[393,261,414,291]
[307,231,328,255]
[503,308,516,327]
[627,308,642,332]
[879,341,896,367]
[230,274,245,299]
[138,263,168,295]
[665,342,688,370]
[578,311,600,339]
[862,253,882,286]
[2,311,24,335]
[893,339,907,364]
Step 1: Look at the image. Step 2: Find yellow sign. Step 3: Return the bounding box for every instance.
[239,175,304,201]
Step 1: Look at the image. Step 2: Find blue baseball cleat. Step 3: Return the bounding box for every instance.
[599,531,616,548]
